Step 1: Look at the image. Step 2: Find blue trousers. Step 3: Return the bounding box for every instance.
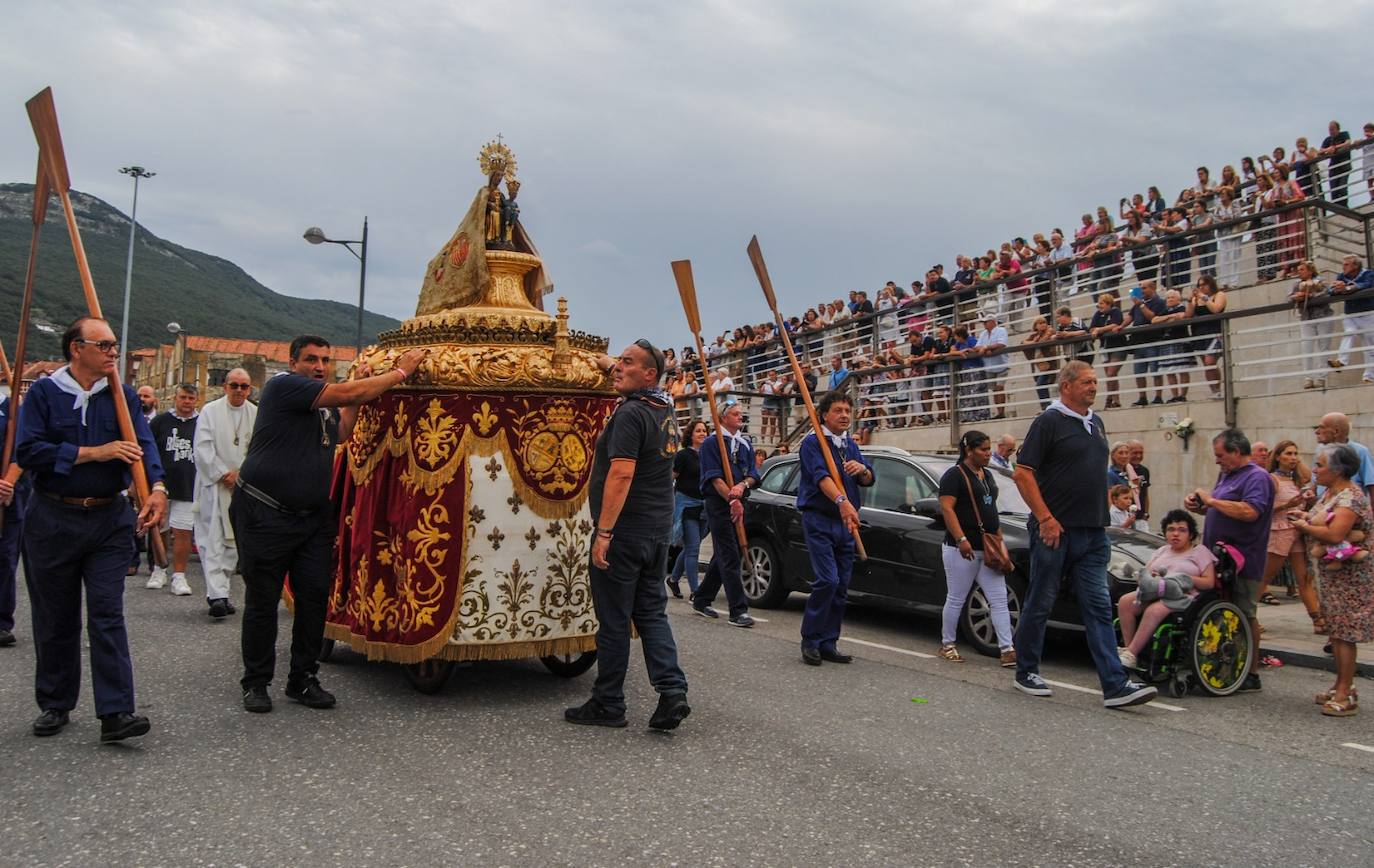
[1014,520,1127,694]
[670,507,706,594]
[693,496,749,619]
[23,496,137,716]
[0,503,23,632]
[589,533,688,715]
[800,511,854,651]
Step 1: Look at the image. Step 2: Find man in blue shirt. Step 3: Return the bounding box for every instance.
[693,399,759,627]
[827,355,849,391]
[795,391,873,665]
[1128,280,1168,406]
[1331,255,1374,382]
[0,394,31,648]
[17,317,168,742]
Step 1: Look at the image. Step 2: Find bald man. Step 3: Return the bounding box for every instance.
[193,369,257,618]
[991,434,1017,471]
[1313,413,1374,498]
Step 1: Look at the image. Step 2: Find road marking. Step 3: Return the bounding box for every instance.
[1342,742,1374,754]
[840,636,937,659]
[1041,678,1186,712]
[749,615,769,623]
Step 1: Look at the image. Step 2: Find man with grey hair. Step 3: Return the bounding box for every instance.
[194,368,257,619]
[1013,361,1156,707]
[990,434,1016,471]
[1185,428,1274,691]
[1331,255,1374,380]
[1128,439,1151,526]
[1313,412,1374,499]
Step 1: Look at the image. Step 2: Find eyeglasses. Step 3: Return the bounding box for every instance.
[225,383,252,391]
[634,338,666,380]
[76,339,119,354]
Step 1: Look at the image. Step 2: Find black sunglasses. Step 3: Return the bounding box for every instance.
[225,383,252,391]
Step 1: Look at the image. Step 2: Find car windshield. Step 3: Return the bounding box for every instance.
[917,459,1032,515]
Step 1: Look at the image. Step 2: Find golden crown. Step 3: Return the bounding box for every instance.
[544,403,578,432]
[478,139,518,182]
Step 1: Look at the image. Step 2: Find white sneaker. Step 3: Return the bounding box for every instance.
[169,574,192,596]
[146,568,167,590]
[1118,647,1138,669]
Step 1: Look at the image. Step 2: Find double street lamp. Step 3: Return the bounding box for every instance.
[303,219,368,353]
[118,165,155,377]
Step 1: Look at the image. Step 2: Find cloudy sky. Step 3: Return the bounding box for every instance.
[3,1,1371,354]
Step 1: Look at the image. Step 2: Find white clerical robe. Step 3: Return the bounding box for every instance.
[193,395,256,600]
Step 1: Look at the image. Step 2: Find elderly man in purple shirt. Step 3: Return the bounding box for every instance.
[1185,428,1274,692]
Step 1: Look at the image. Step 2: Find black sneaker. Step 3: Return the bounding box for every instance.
[801,645,822,666]
[728,613,755,628]
[1103,680,1158,708]
[32,709,70,737]
[1131,398,1149,407]
[243,686,272,713]
[224,601,237,614]
[564,698,627,728]
[286,678,337,709]
[1014,672,1053,697]
[819,647,854,664]
[692,604,719,619]
[1150,396,1163,405]
[0,628,15,647]
[208,599,229,619]
[1238,673,1262,692]
[647,693,691,731]
[99,712,151,743]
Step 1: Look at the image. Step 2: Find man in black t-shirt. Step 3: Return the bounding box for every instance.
[1012,361,1157,709]
[567,339,690,731]
[233,335,427,714]
[147,384,200,597]
[1320,120,1353,207]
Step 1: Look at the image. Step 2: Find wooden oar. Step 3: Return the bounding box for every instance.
[26,87,166,566]
[671,259,753,571]
[746,236,866,560]
[0,161,49,535]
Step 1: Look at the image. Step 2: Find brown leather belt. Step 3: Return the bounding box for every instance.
[40,491,117,508]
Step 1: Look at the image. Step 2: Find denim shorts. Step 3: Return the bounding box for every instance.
[1131,343,1159,375]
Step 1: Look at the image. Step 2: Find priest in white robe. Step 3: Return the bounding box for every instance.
[193,368,257,619]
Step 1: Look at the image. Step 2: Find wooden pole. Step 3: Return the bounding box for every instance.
[671,259,753,569]
[25,87,165,566]
[746,236,867,559]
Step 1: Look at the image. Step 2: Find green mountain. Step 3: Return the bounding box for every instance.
[0,183,401,361]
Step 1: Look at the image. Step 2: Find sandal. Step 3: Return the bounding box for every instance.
[1316,687,1358,705]
[1311,614,1328,635]
[1259,593,1281,606]
[937,643,964,663]
[1321,696,1359,717]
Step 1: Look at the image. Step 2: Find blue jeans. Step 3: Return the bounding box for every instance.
[1014,520,1128,695]
[670,508,706,594]
[800,511,855,650]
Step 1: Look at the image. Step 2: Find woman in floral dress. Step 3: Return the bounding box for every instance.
[1291,444,1374,717]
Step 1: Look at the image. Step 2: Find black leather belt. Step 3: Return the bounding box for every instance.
[235,479,318,517]
[40,491,116,508]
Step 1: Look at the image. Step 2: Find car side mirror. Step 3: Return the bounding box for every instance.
[912,497,941,519]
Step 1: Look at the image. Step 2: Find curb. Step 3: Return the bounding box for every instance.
[1262,644,1374,679]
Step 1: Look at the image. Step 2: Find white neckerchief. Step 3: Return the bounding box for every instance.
[823,429,850,454]
[1046,399,1097,435]
[50,365,109,426]
[723,428,748,459]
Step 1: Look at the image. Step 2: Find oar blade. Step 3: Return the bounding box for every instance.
[671,259,702,335]
[25,87,72,192]
[32,158,51,225]
[745,235,778,311]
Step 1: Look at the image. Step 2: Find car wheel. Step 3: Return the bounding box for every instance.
[959,572,1024,658]
[540,651,597,678]
[402,658,455,694]
[743,537,790,608]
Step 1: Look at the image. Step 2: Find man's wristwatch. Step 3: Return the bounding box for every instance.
[956,535,968,544]
[835,495,848,505]
[151,482,168,495]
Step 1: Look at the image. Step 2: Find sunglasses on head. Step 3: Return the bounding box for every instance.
[634,338,665,379]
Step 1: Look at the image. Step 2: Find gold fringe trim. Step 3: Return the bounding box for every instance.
[322,622,596,664]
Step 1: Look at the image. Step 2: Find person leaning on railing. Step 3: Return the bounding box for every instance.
[1289,260,1336,390]
[1330,255,1374,383]
[1089,293,1127,409]
[1186,275,1227,399]
[1020,316,1058,410]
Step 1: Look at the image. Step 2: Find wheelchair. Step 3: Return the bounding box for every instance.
[1117,543,1253,698]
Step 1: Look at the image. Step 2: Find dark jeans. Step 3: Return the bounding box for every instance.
[1033,372,1054,408]
[23,496,137,715]
[0,503,23,632]
[1328,163,1349,207]
[800,511,855,650]
[589,533,688,715]
[1014,519,1128,695]
[231,493,333,690]
[693,496,750,618]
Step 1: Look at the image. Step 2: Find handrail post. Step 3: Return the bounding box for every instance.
[1220,315,1236,428]
[948,360,960,447]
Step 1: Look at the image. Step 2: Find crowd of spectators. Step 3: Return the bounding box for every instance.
[665,121,1374,438]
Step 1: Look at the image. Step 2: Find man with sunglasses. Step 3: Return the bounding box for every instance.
[193,368,256,619]
[17,316,167,742]
[235,336,427,714]
[567,339,690,730]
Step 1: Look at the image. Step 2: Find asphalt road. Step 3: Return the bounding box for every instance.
[2,563,1373,867]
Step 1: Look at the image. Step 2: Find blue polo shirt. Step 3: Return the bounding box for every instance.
[17,376,164,498]
[1335,268,1374,315]
[699,430,758,501]
[796,432,872,520]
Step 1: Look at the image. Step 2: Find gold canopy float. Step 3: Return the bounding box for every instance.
[323,139,617,693]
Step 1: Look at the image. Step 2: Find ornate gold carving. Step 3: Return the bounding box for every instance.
[356,343,610,393]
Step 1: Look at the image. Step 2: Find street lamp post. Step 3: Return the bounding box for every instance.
[118,166,155,378]
[303,218,368,353]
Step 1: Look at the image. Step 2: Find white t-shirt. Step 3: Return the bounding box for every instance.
[977,326,1010,371]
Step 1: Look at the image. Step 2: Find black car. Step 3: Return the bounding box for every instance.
[742,446,1161,657]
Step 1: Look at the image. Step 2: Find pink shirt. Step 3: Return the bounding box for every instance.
[1146,544,1217,590]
